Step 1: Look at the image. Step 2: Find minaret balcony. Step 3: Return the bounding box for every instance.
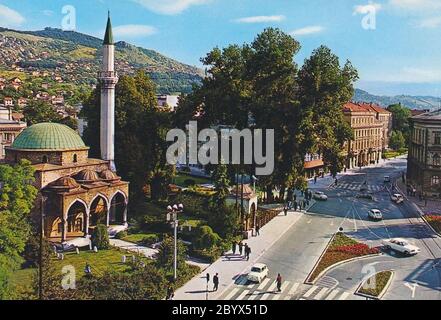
[98,71,118,79]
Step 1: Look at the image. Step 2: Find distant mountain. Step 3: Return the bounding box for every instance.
[353,89,441,110]
[0,27,204,94]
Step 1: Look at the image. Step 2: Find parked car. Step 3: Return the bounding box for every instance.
[247,263,269,283]
[391,193,404,204]
[384,176,391,183]
[313,191,328,201]
[368,209,383,221]
[382,238,420,256]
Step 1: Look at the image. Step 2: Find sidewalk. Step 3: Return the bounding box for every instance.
[174,210,303,300]
[395,179,441,215]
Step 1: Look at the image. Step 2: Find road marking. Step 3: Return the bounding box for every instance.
[325,289,340,300]
[224,288,239,300]
[281,281,290,292]
[338,292,350,300]
[314,287,329,300]
[257,278,270,290]
[266,281,277,292]
[247,291,258,300]
[237,290,250,300]
[288,283,300,295]
[272,293,281,300]
[303,285,318,298]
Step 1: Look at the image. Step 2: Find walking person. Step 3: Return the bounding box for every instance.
[314,176,317,184]
[294,200,298,211]
[284,206,288,216]
[213,273,219,292]
[256,224,260,236]
[166,286,174,300]
[232,241,237,255]
[276,273,282,292]
[239,241,244,256]
[244,244,251,261]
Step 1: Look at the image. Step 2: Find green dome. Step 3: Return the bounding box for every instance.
[12,123,87,150]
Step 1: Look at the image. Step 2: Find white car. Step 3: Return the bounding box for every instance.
[368,209,383,221]
[247,263,269,283]
[391,193,404,204]
[382,238,421,256]
[313,191,328,201]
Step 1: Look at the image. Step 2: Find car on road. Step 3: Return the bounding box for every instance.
[391,193,404,204]
[368,209,383,221]
[356,192,374,200]
[247,263,269,283]
[313,191,328,201]
[382,238,421,256]
[384,176,391,183]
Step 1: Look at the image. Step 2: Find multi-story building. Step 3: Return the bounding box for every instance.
[342,102,386,169]
[407,109,441,198]
[157,94,179,112]
[0,106,27,159]
[358,103,392,149]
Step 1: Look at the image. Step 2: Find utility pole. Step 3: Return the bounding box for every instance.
[39,195,45,300]
[167,204,183,281]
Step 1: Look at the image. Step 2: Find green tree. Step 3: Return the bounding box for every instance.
[0,160,37,298]
[211,163,231,206]
[297,46,358,177]
[387,103,411,143]
[23,100,62,125]
[91,224,110,249]
[207,203,239,238]
[155,235,187,274]
[389,130,406,150]
[193,225,221,250]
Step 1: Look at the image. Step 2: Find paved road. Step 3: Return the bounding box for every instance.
[220,157,441,300]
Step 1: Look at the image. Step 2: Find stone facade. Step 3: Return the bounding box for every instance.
[342,102,390,169]
[407,110,441,198]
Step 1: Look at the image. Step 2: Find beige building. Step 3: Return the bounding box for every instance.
[343,102,387,169]
[407,110,441,198]
[0,106,27,159]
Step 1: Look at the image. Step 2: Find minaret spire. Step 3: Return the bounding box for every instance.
[99,13,118,171]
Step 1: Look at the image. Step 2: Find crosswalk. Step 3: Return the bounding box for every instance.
[221,276,353,301]
[329,182,385,193]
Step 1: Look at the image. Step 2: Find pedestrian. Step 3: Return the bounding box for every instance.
[284,206,288,216]
[256,224,260,236]
[306,198,310,207]
[239,241,243,256]
[166,286,174,300]
[276,273,282,292]
[293,193,297,202]
[314,176,317,184]
[303,199,307,210]
[232,241,237,255]
[246,245,251,261]
[294,200,298,211]
[213,273,219,291]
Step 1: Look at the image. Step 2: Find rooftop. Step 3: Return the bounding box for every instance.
[412,109,441,121]
[11,122,88,151]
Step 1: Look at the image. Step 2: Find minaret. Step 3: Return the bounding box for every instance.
[99,12,118,171]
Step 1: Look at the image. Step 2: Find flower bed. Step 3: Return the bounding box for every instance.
[357,270,393,298]
[424,215,441,234]
[308,233,380,283]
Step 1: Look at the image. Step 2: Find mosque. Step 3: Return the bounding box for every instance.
[3,14,129,243]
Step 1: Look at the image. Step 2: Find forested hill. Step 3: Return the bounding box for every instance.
[0,27,204,94]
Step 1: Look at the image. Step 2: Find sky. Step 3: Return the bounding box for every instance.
[1,0,441,96]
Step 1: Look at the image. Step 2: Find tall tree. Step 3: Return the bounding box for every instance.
[387,103,411,143]
[297,46,358,177]
[0,160,37,299]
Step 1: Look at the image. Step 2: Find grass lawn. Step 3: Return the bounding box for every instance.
[9,247,153,298]
[308,233,380,282]
[358,270,393,297]
[383,149,408,159]
[173,173,211,187]
[122,233,159,244]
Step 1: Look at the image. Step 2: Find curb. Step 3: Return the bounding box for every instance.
[355,270,395,300]
[304,232,336,285]
[395,181,441,238]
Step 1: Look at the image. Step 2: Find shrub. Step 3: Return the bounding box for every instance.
[139,234,161,247]
[114,231,128,239]
[91,224,110,249]
[193,226,221,250]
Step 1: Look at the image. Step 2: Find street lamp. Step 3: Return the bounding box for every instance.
[166,203,184,281]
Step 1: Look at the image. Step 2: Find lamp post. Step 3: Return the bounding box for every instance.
[166,203,184,281]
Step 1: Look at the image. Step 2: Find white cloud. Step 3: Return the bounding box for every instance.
[133,0,209,15]
[369,67,441,83]
[113,24,158,38]
[417,16,441,28]
[388,0,441,12]
[234,15,286,24]
[42,10,54,17]
[353,2,382,15]
[0,4,25,28]
[289,25,324,36]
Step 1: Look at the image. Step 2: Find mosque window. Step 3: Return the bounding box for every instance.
[42,155,48,163]
[73,154,78,163]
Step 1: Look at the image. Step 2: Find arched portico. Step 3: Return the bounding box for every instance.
[109,191,127,225]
